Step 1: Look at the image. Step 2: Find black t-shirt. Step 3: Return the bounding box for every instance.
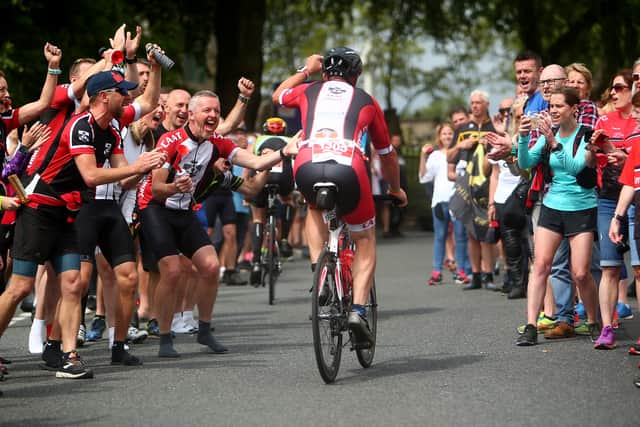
[447,119,496,165]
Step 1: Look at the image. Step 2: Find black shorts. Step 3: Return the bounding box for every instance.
[139,202,212,262]
[137,224,158,273]
[537,205,597,237]
[12,205,79,264]
[251,175,294,208]
[205,193,236,226]
[75,199,135,267]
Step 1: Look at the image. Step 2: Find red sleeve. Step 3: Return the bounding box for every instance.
[367,97,391,152]
[279,83,311,108]
[118,103,141,128]
[50,84,74,110]
[1,108,21,134]
[594,116,604,132]
[214,136,238,158]
[620,135,640,186]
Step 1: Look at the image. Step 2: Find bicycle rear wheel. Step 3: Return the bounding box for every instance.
[263,215,279,305]
[311,249,343,383]
[356,281,377,368]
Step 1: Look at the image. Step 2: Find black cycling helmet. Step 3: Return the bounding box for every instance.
[322,47,362,81]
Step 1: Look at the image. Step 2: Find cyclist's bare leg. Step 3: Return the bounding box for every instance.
[305,208,328,264]
[350,227,376,305]
[155,255,182,334]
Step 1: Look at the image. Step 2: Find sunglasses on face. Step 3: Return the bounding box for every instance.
[633,73,640,81]
[611,84,629,92]
[498,107,511,115]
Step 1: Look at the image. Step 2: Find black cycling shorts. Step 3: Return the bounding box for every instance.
[205,192,236,226]
[12,205,79,264]
[75,199,135,267]
[139,202,212,262]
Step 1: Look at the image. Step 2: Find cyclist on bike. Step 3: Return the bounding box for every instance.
[247,117,296,286]
[272,47,407,346]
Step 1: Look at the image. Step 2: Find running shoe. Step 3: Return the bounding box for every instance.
[86,316,106,342]
[41,341,63,371]
[172,318,197,334]
[516,324,537,346]
[454,270,470,285]
[56,351,94,379]
[628,337,640,355]
[146,318,160,337]
[594,325,616,350]
[126,326,149,344]
[616,302,634,320]
[517,313,556,334]
[428,271,442,286]
[76,324,86,347]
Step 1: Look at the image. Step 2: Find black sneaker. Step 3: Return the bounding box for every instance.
[516,324,537,346]
[250,263,262,287]
[56,351,94,379]
[111,349,143,366]
[347,311,375,347]
[224,270,248,286]
[41,341,63,371]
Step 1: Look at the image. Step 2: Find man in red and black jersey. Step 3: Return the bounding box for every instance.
[0,69,165,380]
[138,90,297,358]
[272,48,407,347]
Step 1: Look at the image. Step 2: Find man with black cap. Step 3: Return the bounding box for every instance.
[0,51,165,379]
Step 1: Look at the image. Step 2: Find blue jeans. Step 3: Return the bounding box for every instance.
[550,238,601,324]
[431,202,470,274]
[454,216,471,275]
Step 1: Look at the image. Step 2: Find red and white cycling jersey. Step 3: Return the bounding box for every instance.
[137,125,238,211]
[278,80,393,159]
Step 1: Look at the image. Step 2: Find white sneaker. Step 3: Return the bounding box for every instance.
[183,316,199,332]
[126,326,149,344]
[172,318,197,334]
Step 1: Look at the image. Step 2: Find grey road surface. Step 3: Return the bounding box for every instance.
[0,231,638,427]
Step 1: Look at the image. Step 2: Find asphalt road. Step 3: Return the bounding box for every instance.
[0,231,638,426]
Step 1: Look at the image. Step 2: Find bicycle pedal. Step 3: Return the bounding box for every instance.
[351,342,372,351]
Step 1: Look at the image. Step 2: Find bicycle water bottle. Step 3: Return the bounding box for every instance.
[340,248,354,293]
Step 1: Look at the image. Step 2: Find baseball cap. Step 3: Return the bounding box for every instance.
[87,71,138,97]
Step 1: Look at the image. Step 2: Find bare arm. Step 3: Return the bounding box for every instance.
[609,184,635,243]
[75,149,165,188]
[133,46,162,116]
[379,149,408,207]
[487,163,499,221]
[18,43,62,125]
[272,55,323,104]
[238,170,268,198]
[447,163,457,182]
[216,78,255,135]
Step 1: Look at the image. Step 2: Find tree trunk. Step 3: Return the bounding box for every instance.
[214,0,265,131]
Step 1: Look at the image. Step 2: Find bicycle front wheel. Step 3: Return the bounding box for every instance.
[311,249,343,383]
[356,280,377,368]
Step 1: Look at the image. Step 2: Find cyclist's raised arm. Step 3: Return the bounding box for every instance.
[272,54,323,105]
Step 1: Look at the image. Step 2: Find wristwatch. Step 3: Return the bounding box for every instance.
[613,213,626,222]
[551,143,563,152]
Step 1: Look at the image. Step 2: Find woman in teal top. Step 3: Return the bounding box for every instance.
[515,87,599,346]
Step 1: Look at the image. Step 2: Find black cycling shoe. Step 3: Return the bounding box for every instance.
[280,240,293,259]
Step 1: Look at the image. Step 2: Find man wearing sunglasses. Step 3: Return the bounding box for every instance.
[632,58,640,96]
[4,56,166,379]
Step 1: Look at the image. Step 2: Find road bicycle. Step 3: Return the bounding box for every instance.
[310,182,377,383]
[261,183,282,305]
